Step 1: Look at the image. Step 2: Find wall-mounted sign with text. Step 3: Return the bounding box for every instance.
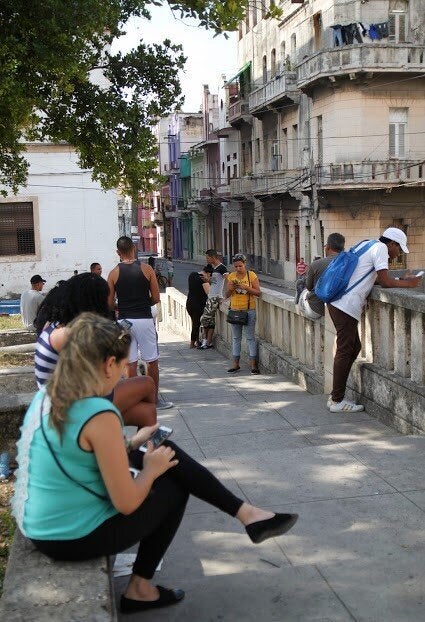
[53,238,66,244]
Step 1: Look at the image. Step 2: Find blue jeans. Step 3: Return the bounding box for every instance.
[230,309,257,360]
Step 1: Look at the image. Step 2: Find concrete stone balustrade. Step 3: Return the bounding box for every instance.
[163,285,425,434]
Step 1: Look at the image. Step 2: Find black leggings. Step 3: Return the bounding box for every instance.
[31,442,243,579]
[186,303,204,342]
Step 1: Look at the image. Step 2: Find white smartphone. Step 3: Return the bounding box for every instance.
[139,425,173,453]
[416,270,424,277]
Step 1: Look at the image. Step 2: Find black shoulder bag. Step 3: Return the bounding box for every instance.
[227,271,251,326]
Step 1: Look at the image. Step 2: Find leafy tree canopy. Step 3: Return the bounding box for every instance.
[0,1,282,196]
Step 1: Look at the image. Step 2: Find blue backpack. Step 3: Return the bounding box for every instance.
[314,240,378,304]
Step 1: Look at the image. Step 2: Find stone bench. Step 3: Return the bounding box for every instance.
[0,530,117,621]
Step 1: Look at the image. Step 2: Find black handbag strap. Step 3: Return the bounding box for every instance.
[230,270,251,311]
[39,396,108,501]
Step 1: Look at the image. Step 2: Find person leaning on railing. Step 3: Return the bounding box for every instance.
[226,253,261,375]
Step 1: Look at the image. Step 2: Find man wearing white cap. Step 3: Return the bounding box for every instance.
[327,227,421,413]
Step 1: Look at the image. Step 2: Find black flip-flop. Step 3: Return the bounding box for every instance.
[227,366,241,373]
[120,585,185,613]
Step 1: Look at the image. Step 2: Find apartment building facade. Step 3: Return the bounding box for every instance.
[156,112,203,258]
[224,0,425,280]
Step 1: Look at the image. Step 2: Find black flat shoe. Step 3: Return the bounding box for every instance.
[246,513,299,544]
[227,366,241,373]
[251,368,260,375]
[120,585,185,613]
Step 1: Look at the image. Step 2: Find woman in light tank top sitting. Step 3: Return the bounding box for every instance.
[34,273,156,428]
[13,313,298,614]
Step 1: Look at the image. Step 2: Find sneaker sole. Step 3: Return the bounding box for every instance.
[329,405,365,413]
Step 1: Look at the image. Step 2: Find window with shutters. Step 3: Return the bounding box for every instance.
[389,108,407,158]
[0,201,37,257]
[388,11,407,42]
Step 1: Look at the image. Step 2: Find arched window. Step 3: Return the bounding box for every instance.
[262,54,267,84]
[291,33,297,64]
[271,48,276,77]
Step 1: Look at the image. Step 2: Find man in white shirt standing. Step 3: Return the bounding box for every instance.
[327,227,421,413]
[20,274,46,331]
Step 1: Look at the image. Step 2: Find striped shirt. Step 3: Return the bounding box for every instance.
[34,324,59,389]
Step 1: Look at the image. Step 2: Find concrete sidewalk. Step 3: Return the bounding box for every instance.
[114,327,425,621]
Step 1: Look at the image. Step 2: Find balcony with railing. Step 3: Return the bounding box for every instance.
[297,44,425,89]
[228,99,251,126]
[252,169,307,195]
[316,159,425,189]
[229,176,253,196]
[248,72,298,115]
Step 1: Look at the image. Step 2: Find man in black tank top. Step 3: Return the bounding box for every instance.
[107,236,173,410]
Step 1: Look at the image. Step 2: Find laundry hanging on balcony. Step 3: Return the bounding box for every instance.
[330,23,364,47]
[330,21,389,47]
[368,22,389,40]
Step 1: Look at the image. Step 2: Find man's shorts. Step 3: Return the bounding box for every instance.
[200,297,220,329]
[125,318,159,364]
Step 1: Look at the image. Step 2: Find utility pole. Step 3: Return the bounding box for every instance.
[309,151,322,259]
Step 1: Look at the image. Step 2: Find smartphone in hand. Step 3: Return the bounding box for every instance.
[139,425,173,453]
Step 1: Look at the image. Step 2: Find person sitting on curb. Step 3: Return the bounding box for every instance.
[34,273,156,428]
[299,233,345,320]
[12,313,299,614]
[327,227,421,413]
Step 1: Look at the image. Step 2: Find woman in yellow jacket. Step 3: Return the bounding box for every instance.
[226,254,261,374]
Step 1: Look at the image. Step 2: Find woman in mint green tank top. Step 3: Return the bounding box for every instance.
[13,313,298,614]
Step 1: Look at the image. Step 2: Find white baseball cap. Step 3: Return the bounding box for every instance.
[382,227,409,254]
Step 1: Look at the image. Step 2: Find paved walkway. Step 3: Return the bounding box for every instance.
[114,327,425,621]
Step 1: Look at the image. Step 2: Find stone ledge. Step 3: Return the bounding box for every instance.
[0,530,116,622]
[0,330,36,348]
[0,367,37,395]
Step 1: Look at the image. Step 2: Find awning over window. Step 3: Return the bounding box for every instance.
[224,61,251,86]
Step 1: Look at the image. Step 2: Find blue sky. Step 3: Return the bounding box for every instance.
[113,5,238,111]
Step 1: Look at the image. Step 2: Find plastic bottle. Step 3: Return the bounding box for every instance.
[0,452,10,480]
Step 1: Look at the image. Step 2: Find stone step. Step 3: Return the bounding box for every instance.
[0,343,36,353]
[0,329,36,348]
[0,367,37,394]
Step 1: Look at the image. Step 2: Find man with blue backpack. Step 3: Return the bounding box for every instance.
[314,227,421,413]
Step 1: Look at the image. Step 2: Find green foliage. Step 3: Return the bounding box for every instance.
[0,0,282,196]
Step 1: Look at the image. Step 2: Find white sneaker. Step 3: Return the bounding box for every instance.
[326,395,333,409]
[329,399,364,413]
[156,398,174,410]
